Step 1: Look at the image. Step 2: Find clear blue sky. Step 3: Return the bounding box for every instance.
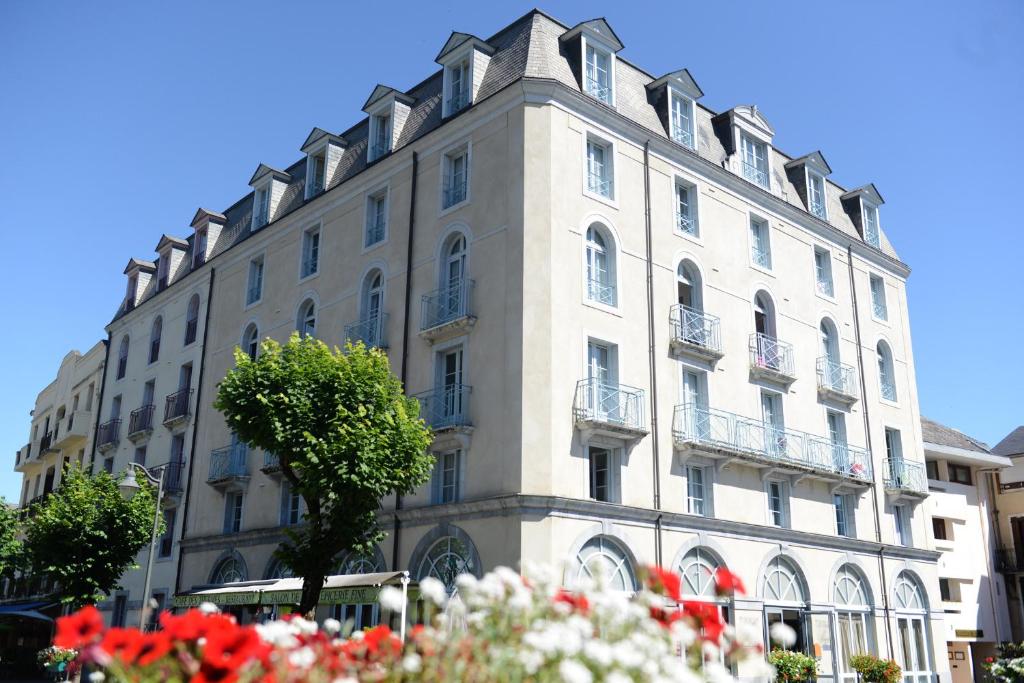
[1,0,1021,502]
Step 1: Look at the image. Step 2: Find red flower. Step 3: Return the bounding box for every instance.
[362,625,401,656]
[161,610,236,642]
[646,566,683,602]
[54,605,105,649]
[682,600,725,644]
[99,628,143,663]
[202,625,262,670]
[135,631,172,666]
[554,589,590,615]
[193,661,238,683]
[714,567,746,597]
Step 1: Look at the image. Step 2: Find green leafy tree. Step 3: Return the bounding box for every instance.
[214,334,434,613]
[25,466,159,609]
[0,498,25,580]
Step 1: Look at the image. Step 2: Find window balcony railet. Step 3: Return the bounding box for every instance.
[344,313,388,350]
[883,458,928,498]
[810,199,827,220]
[446,89,469,115]
[672,128,693,149]
[97,419,121,452]
[127,404,156,442]
[366,216,386,245]
[208,443,249,487]
[586,277,616,307]
[669,304,723,364]
[816,358,858,405]
[587,173,611,197]
[676,212,696,236]
[161,460,186,495]
[574,379,648,441]
[253,210,269,229]
[39,432,55,454]
[370,142,390,160]
[880,380,897,402]
[443,180,467,209]
[749,333,796,385]
[419,278,476,342]
[413,384,472,432]
[261,451,282,477]
[163,389,193,428]
[742,161,769,189]
[584,77,610,103]
[995,547,1024,575]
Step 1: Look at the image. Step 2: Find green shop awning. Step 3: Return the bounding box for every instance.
[173,571,412,609]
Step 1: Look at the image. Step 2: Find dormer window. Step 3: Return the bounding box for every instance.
[741,133,769,188]
[193,229,207,268]
[126,275,138,310]
[669,90,694,148]
[254,186,270,228]
[807,171,827,219]
[157,254,169,291]
[584,42,613,104]
[840,184,884,248]
[863,203,880,247]
[306,151,326,198]
[370,113,391,161]
[445,57,470,115]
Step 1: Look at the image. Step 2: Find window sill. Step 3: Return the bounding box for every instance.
[244,297,263,312]
[581,298,622,318]
[439,197,470,218]
[673,228,702,245]
[879,396,899,408]
[749,262,775,277]
[870,314,891,327]
[297,271,320,287]
[814,289,837,305]
[582,188,618,210]
[361,237,388,256]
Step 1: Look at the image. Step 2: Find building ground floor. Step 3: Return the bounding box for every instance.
[170,494,951,683]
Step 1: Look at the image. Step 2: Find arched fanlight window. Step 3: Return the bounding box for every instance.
[753,291,777,338]
[338,548,384,576]
[833,564,869,607]
[585,224,616,306]
[297,299,316,338]
[242,323,259,361]
[763,556,806,603]
[573,536,636,592]
[442,233,468,288]
[676,260,703,311]
[211,557,246,584]
[362,270,384,321]
[184,294,200,345]
[117,336,130,379]
[266,558,293,580]
[677,547,722,599]
[893,571,926,611]
[417,536,475,593]
[820,319,839,365]
[149,316,163,364]
[877,341,897,401]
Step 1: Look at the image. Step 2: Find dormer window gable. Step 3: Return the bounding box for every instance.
[559,19,624,107]
[190,208,226,267]
[784,151,832,221]
[713,105,775,191]
[841,184,885,248]
[435,32,495,118]
[646,69,703,150]
[122,259,155,311]
[362,85,415,163]
[154,235,188,290]
[301,128,346,199]
[248,164,292,230]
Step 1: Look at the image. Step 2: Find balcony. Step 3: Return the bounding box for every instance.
[369,142,390,160]
[253,210,268,229]
[671,127,693,149]
[446,89,469,115]
[127,404,156,441]
[97,419,121,452]
[749,333,796,386]
[669,305,723,364]
[996,548,1024,574]
[676,212,696,236]
[38,432,55,454]
[672,404,873,487]
[414,384,472,432]
[883,458,928,499]
[584,77,611,103]
[742,161,768,189]
[816,358,858,405]
[810,199,827,220]
[14,443,31,470]
[163,389,193,428]
[344,313,388,349]
[261,451,282,476]
[159,460,186,495]
[573,379,648,442]
[208,443,249,488]
[419,279,475,342]
[54,409,91,450]
[587,173,611,197]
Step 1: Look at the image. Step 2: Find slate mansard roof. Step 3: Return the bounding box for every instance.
[114,9,902,321]
[921,417,990,454]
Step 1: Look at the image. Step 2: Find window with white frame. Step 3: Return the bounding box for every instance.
[224,491,243,534]
[807,170,827,219]
[584,42,612,104]
[253,186,270,228]
[300,227,320,279]
[862,203,880,247]
[834,493,856,538]
[674,179,697,236]
[686,464,710,516]
[445,56,471,115]
[584,224,616,306]
[869,274,887,320]
[297,300,316,338]
[117,336,129,379]
[306,149,326,198]
[749,215,771,269]
[281,481,302,526]
[893,504,911,546]
[877,342,897,401]
[740,133,769,188]
[193,229,207,267]
[369,112,391,160]
[585,135,613,198]
[157,254,170,290]
[766,479,789,528]
[432,449,463,504]
[148,316,162,364]
[814,247,834,297]
[365,191,387,247]
[588,446,620,503]
[442,146,469,209]
[669,89,694,148]
[242,323,259,361]
[246,256,264,305]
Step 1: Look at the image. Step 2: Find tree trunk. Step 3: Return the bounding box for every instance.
[297,569,326,617]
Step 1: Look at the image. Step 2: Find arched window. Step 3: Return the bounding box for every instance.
[149,316,162,364]
[416,535,475,593]
[762,556,806,604]
[820,319,839,365]
[677,547,722,599]
[834,565,873,683]
[676,260,703,311]
[117,336,130,379]
[833,564,869,607]
[211,557,246,584]
[572,536,636,592]
[184,294,200,345]
[297,299,316,338]
[877,341,897,401]
[337,549,384,575]
[242,323,259,361]
[893,572,932,683]
[585,224,616,306]
[361,270,384,322]
[893,571,926,611]
[753,291,776,338]
[265,558,293,580]
[437,232,469,322]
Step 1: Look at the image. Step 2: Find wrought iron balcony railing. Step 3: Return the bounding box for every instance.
[883,458,928,494]
[816,357,858,401]
[370,142,390,159]
[163,389,193,424]
[365,217,386,245]
[443,181,467,208]
[672,127,693,149]
[262,451,281,473]
[253,210,268,228]
[810,200,827,219]
[97,419,121,450]
[873,300,888,320]
[752,244,771,269]
[306,177,324,197]
[128,404,155,436]
[672,404,872,482]
[446,90,469,114]
[421,278,474,331]
[344,313,388,349]
[413,384,472,430]
[669,304,722,357]
[587,173,611,197]
[676,212,696,235]
[749,333,795,380]
[160,460,186,494]
[584,77,611,103]
[816,277,834,297]
[208,443,249,483]
[573,379,646,433]
[586,277,616,306]
[742,161,769,188]
[39,432,53,453]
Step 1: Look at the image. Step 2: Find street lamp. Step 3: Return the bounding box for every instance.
[119,462,166,630]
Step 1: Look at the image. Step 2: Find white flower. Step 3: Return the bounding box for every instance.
[322,618,341,635]
[378,585,406,612]
[583,639,613,667]
[559,658,593,683]
[89,673,106,683]
[518,648,544,674]
[455,573,478,592]
[769,621,797,648]
[288,646,316,669]
[402,653,423,673]
[606,672,632,683]
[198,601,219,614]
[419,576,449,606]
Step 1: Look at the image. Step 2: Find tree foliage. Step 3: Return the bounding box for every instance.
[0,498,25,580]
[214,334,434,613]
[26,466,159,609]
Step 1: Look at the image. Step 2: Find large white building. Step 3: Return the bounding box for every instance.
[13,10,960,682]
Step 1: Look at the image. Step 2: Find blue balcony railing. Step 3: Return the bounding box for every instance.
[344,313,388,349]
[370,142,390,159]
[587,173,611,197]
[672,127,693,149]
[669,304,722,355]
[573,379,646,432]
[208,443,248,483]
[676,212,696,235]
[883,458,927,494]
[750,333,795,379]
[810,199,827,219]
[816,357,858,400]
[421,279,474,331]
[413,385,472,430]
[443,180,467,208]
[584,78,611,103]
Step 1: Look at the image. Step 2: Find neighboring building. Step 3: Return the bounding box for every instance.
[47,9,951,681]
[921,417,1011,683]
[992,426,1024,640]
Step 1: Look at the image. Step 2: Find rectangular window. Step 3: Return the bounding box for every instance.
[193,229,207,267]
[741,133,769,188]
[808,171,827,219]
[932,517,947,541]
[750,216,771,269]
[885,428,903,462]
[112,595,128,627]
[675,180,697,236]
[766,480,788,528]
[157,256,169,290]
[584,43,612,103]
[433,449,462,504]
[281,482,302,526]
[863,203,880,247]
[442,148,469,209]
[894,504,911,546]
[301,227,320,278]
[939,578,951,602]
[834,494,855,538]
[103,457,114,473]
[254,187,270,228]
[365,192,388,247]
[926,460,940,481]
[585,136,613,198]
[446,59,470,114]
[670,91,694,148]
[307,153,326,197]
[133,446,146,466]
[224,492,243,534]
[870,274,887,320]
[170,433,185,465]
[814,247,834,297]
[158,508,175,558]
[686,465,709,516]
[246,256,264,305]
[589,447,619,503]
[371,114,391,159]
[948,463,972,485]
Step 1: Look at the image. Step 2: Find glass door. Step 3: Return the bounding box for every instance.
[807,610,836,683]
[836,611,870,683]
[896,616,931,683]
[440,348,463,425]
[765,607,806,653]
[443,237,466,320]
[587,342,616,422]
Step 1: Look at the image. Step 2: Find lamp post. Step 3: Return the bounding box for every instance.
[118,462,166,630]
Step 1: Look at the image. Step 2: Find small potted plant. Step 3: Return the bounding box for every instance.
[37,645,77,680]
[768,648,818,682]
[850,653,902,683]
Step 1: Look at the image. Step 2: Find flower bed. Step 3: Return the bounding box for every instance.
[54,563,769,681]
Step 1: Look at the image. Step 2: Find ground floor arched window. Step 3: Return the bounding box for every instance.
[572,535,637,593]
[833,564,874,683]
[893,572,933,683]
